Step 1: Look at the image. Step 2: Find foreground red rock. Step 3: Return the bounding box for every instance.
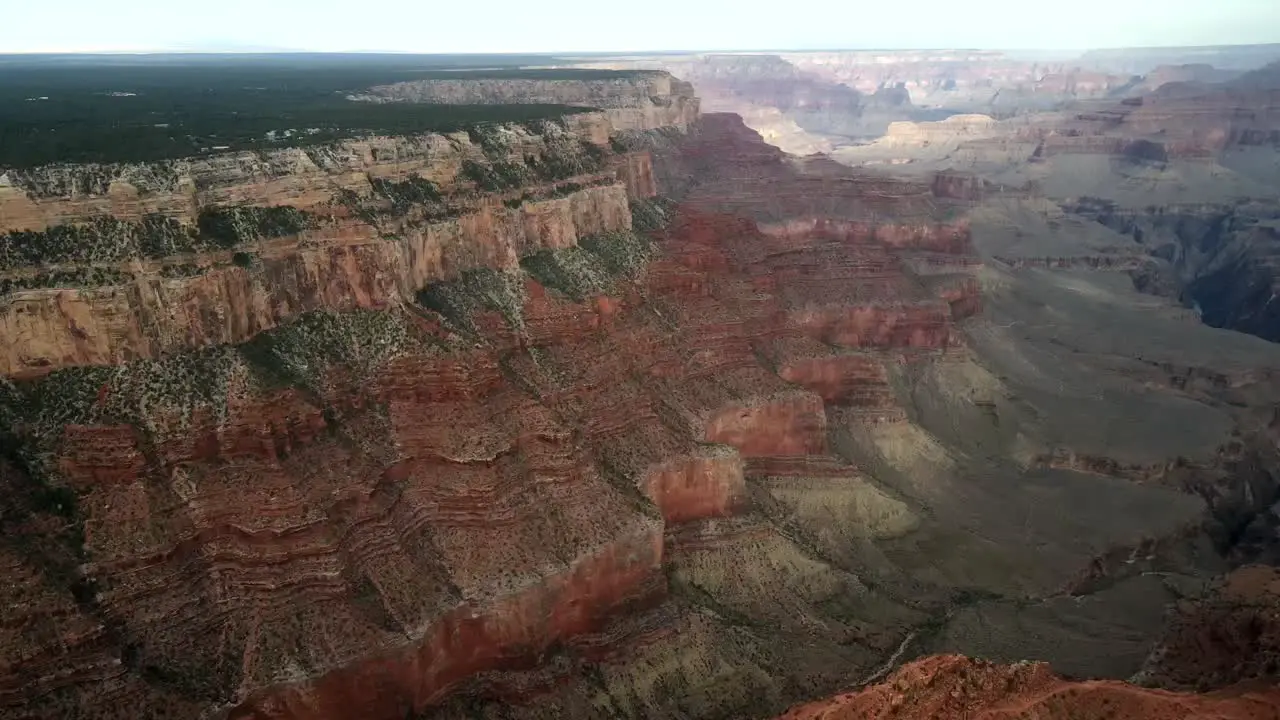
[776,655,1280,720]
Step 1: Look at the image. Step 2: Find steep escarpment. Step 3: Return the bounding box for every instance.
[0,117,659,377]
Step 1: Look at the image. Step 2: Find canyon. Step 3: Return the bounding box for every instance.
[3,46,1280,720]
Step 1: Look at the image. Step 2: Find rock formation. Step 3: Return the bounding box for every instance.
[775,655,1280,719]
[0,80,979,719]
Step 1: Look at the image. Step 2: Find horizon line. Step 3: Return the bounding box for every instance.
[5,41,1280,57]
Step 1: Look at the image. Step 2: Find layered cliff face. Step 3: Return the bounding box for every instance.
[0,117,657,378]
[0,91,982,718]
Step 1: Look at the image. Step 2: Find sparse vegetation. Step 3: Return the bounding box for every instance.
[369,174,443,214]
[158,263,207,279]
[501,178,615,209]
[520,229,652,301]
[520,247,614,302]
[0,206,316,270]
[196,206,314,246]
[239,308,423,393]
[417,267,527,333]
[0,267,129,296]
[579,229,654,278]
[629,196,676,234]
[525,139,608,181]
[459,159,531,192]
[467,124,512,158]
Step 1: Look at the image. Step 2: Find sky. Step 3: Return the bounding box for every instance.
[2,0,1279,54]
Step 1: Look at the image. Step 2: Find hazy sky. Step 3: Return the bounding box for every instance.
[4,0,1279,53]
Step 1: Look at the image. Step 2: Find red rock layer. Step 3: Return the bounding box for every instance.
[231,530,665,719]
[704,392,828,457]
[640,449,747,524]
[775,352,893,407]
[776,655,1280,720]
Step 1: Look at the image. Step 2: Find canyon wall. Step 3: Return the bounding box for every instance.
[0,93,992,719]
[0,116,664,377]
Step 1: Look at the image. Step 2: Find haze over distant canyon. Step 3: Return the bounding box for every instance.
[4,35,1280,720]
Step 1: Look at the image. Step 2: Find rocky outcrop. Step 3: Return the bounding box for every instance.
[775,655,1280,719]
